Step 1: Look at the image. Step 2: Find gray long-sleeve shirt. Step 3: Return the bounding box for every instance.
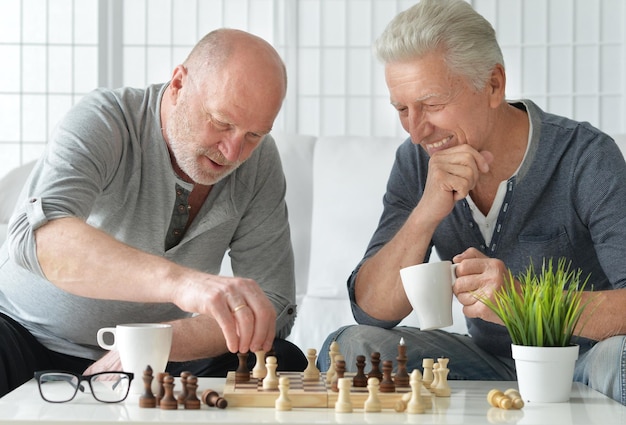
[348,100,626,356]
[0,83,296,360]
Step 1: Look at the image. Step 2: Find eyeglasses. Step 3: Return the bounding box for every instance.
[34,370,134,403]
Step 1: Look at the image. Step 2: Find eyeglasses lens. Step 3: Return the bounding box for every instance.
[38,372,80,402]
[90,373,132,402]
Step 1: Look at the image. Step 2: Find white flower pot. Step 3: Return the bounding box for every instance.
[511,344,579,403]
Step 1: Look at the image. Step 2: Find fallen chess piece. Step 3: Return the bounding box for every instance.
[201,389,228,409]
[487,388,524,410]
[504,389,524,409]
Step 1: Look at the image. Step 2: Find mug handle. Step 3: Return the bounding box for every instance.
[450,263,458,285]
[96,327,117,350]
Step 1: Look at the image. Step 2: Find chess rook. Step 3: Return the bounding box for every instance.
[334,378,353,413]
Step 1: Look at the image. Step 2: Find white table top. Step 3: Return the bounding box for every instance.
[0,378,624,425]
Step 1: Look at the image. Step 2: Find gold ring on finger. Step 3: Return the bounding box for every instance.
[232,304,247,313]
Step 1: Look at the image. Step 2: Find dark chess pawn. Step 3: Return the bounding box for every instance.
[379,360,396,393]
[331,358,346,392]
[367,352,383,381]
[139,365,156,408]
[184,376,201,409]
[155,372,168,406]
[352,355,368,388]
[235,351,250,383]
[159,375,178,410]
[177,371,191,405]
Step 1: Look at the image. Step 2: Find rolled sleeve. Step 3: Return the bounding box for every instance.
[347,267,401,329]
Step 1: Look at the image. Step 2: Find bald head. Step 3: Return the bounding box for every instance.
[183,29,287,96]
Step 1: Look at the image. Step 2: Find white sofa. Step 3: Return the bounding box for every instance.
[2,132,626,354]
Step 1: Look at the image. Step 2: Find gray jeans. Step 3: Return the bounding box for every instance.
[319,325,626,406]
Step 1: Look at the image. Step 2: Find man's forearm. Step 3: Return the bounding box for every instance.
[167,315,229,361]
[35,216,187,303]
[355,203,439,321]
[577,288,626,341]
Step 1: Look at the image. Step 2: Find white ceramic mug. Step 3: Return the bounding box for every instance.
[400,261,457,330]
[97,323,172,394]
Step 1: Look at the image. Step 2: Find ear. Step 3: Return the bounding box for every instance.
[487,63,506,108]
[168,65,189,103]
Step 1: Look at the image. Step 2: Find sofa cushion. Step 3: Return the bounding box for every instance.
[306,135,403,299]
[0,160,35,242]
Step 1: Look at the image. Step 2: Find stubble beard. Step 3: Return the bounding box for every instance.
[166,101,240,186]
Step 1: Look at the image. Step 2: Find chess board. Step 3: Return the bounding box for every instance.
[222,371,431,409]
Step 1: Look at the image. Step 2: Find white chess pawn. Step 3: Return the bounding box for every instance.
[335,377,353,413]
[363,377,381,412]
[303,348,321,381]
[252,350,267,379]
[433,358,451,397]
[326,341,341,383]
[407,369,427,414]
[275,376,292,411]
[263,356,279,390]
[429,363,440,392]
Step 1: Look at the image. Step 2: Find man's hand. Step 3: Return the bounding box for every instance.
[83,350,123,375]
[451,247,509,324]
[172,274,276,355]
[422,145,493,223]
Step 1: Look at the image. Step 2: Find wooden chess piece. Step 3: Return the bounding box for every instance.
[263,355,279,390]
[504,389,524,409]
[159,375,178,410]
[252,350,267,379]
[487,389,513,409]
[155,372,168,406]
[326,341,341,383]
[139,365,156,408]
[330,354,346,392]
[407,369,426,414]
[184,375,201,409]
[331,356,345,392]
[334,377,353,413]
[352,354,368,388]
[303,348,321,381]
[177,371,191,405]
[236,351,250,383]
[363,377,381,412]
[421,358,434,388]
[429,363,440,393]
[394,339,409,387]
[275,376,292,411]
[201,389,228,409]
[433,358,451,397]
[379,360,395,393]
[393,392,412,412]
[367,352,382,381]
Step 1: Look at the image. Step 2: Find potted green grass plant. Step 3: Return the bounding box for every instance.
[478,257,592,403]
